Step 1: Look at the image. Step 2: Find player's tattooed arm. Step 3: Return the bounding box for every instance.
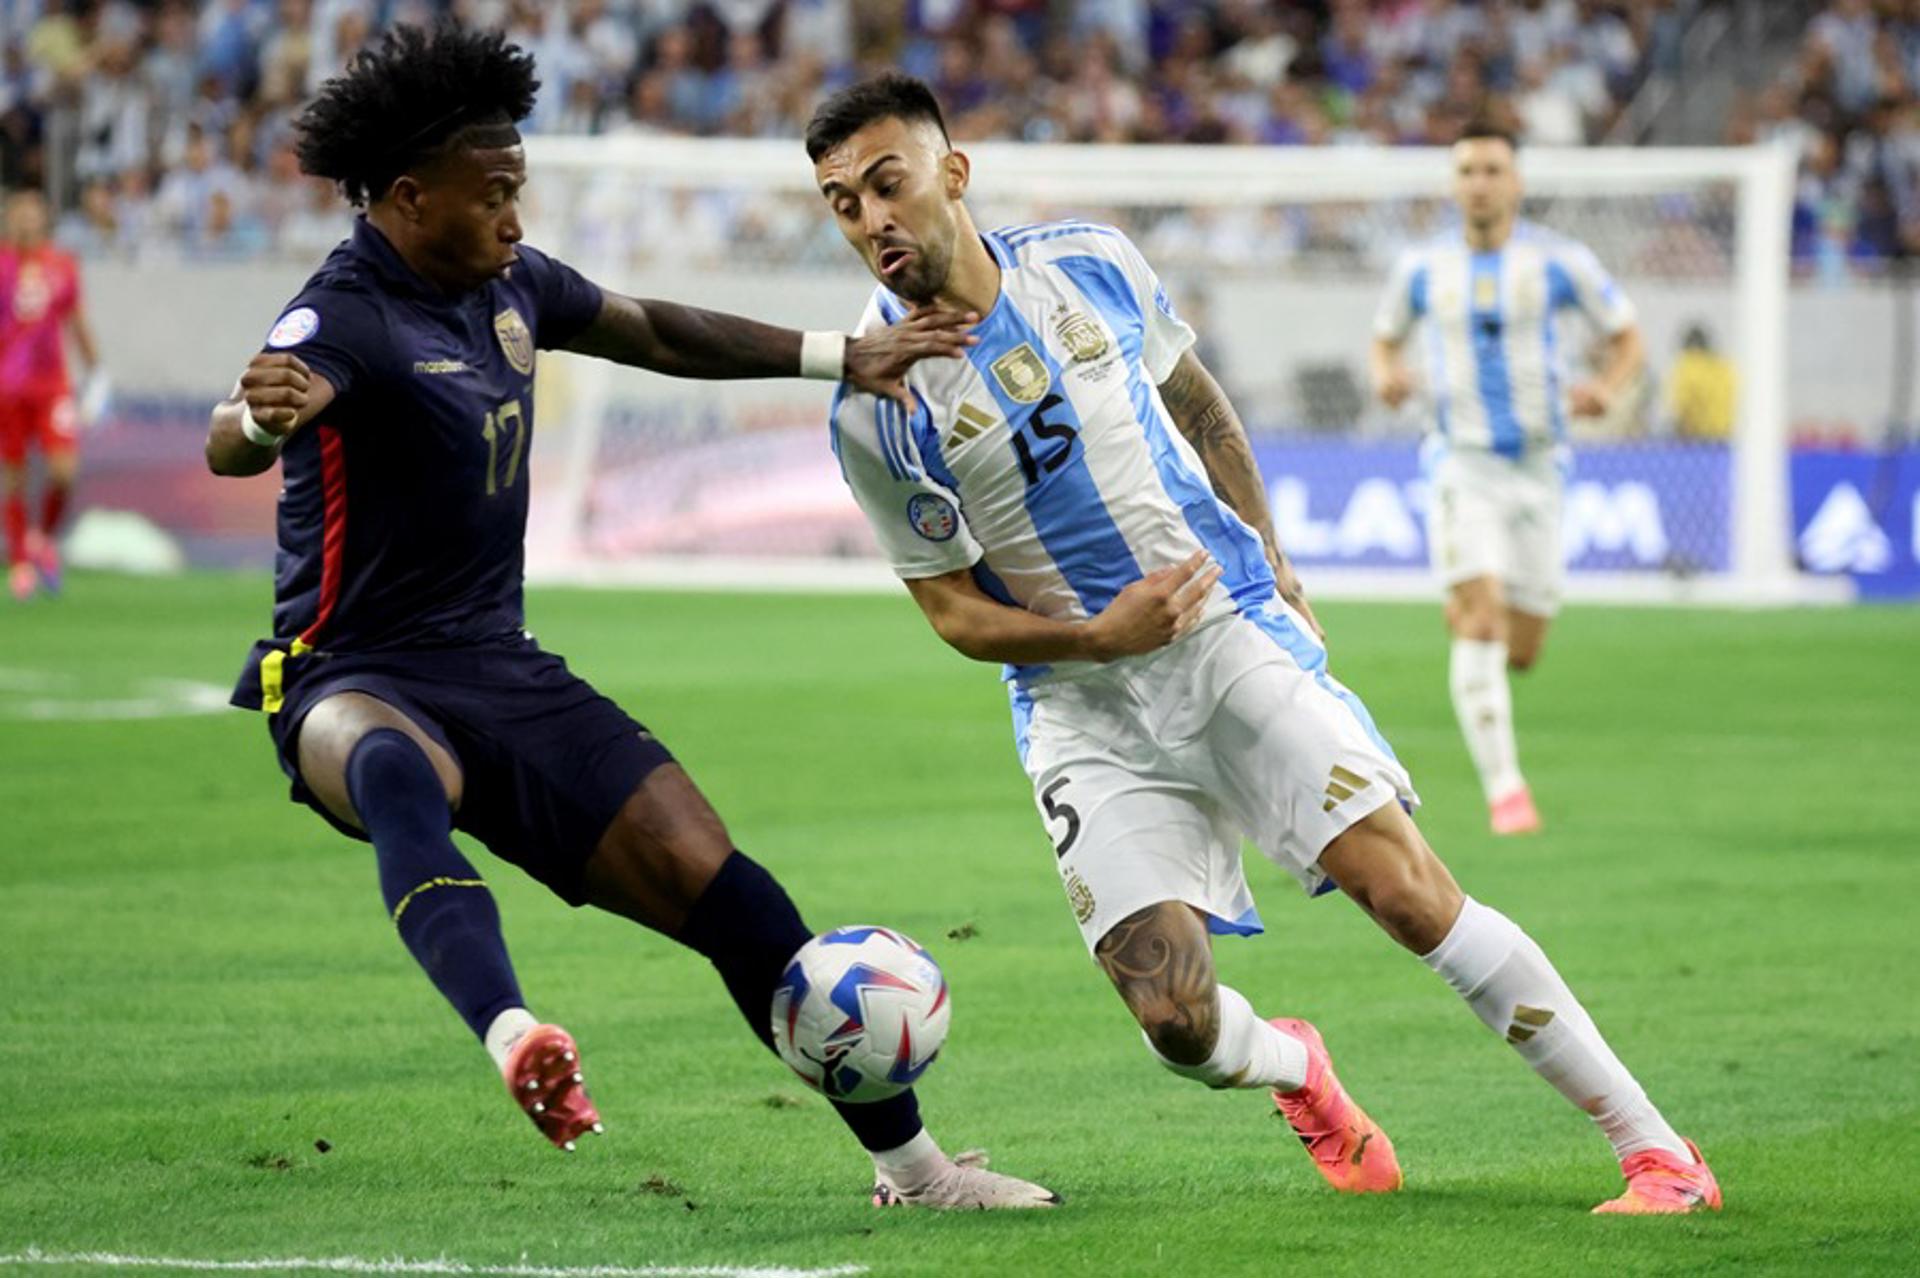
[1157,350,1323,640]
[1094,902,1221,1067]
[564,292,977,407]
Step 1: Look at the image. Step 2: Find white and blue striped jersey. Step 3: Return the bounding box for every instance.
[830,220,1276,687]
[1373,221,1636,456]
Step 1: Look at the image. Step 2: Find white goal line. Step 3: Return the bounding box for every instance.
[0,1251,866,1278]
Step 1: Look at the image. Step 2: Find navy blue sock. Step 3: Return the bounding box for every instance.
[679,850,925,1153]
[345,728,524,1042]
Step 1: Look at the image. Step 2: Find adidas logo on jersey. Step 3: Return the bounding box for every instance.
[948,401,996,447]
[1321,765,1370,812]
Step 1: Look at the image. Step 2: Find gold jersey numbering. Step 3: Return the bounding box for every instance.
[481,397,526,496]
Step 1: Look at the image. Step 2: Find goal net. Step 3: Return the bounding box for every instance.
[520,136,1808,603]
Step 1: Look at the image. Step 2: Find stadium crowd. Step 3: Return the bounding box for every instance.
[0,0,1911,281]
[1727,0,1920,275]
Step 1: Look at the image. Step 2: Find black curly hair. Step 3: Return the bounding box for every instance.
[294,23,539,207]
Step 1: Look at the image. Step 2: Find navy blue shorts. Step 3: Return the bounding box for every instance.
[231,634,675,906]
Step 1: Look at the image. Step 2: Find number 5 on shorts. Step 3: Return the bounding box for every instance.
[1040,778,1080,858]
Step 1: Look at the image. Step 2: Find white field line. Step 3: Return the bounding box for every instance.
[0,1250,866,1278]
[0,670,232,721]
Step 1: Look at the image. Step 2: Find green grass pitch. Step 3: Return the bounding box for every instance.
[2,573,1916,1276]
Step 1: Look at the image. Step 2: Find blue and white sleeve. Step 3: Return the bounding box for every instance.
[1556,242,1637,335]
[831,387,982,580]
[1373,250,1426,342]
[1095,231,1198,382]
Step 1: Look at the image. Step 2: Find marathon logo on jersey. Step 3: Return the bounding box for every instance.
[266,306,320,349]
[906,492,959,542]
[1051,306,1110,364]
[494,307,534,375]
[990,343,1050,403]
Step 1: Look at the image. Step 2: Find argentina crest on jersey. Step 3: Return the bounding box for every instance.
[1052,305,1109,363]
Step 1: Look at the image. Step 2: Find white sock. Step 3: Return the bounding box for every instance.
[870,1127,941,1182]
[1421,897,1688,1163]
[1145,985,1310,1092]
[1450,637,1525,802]
[483,1007,539,1073]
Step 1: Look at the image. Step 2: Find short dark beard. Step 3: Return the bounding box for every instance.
[889,234,953,304]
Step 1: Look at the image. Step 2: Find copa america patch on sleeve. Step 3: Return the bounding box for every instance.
[266,306,320,348]
[907,493,959,541]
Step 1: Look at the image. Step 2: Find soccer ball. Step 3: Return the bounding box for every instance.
[771,925,950,1103]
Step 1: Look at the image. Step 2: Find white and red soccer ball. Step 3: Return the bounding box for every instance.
[771,925,950,1103]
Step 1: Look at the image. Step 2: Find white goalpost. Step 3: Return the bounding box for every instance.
[521,135,1826,604]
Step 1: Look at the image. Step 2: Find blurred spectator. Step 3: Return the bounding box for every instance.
[151,125,246,240]
[56,179,125,257]
[74,38,149,183]
[1516,56,1586,145]
[1808,0,1879,111]
[1665,324,1737,440]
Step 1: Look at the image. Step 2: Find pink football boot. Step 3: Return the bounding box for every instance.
[1592,1138,1722,1215]
[1270,1018,1403,1193]
[501,1024,603,1151]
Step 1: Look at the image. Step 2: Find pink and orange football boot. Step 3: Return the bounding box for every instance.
[1490,786,1543,836]
[502,1024,603,1152]
[1270,1018,1403,1193]
[1592,1138,1722,1214]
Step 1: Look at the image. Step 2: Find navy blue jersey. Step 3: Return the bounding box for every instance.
[256,217,600,656]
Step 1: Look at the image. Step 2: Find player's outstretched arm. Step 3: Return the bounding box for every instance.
[904,552,1221,666]
[562,293,976,408]
[65,303,100,382]
[1568,324,1645,418]
[206,353,335,478]
[1370,336,1415,409]
[1156,350,1322,640]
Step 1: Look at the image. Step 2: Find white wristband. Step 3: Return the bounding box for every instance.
[240,404,284,450]
[800,330,847,381]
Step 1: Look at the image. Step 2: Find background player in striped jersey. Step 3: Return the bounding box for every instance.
[1371,122,1647,835]
[811,74,1717,1214]
[208,27,1053,1211]
[0,190,100,601]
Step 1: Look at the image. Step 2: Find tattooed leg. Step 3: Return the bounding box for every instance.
[1096,900,1310,1092]
[1094,900,1220,1065]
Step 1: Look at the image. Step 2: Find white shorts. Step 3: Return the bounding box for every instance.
[1427,444,1565,617]
[1012,605,1419,954]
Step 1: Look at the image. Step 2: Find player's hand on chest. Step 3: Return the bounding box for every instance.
[930,293,1126,496]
